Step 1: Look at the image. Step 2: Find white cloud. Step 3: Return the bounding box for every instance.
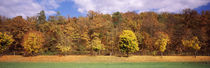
[40,0,64,9]
[0,0,66,18]
[45,10,57,15]
[73,0,210,14]
[0,0,42,18]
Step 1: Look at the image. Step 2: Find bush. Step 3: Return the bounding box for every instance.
[119,30,139,56]
[0,32,14,54]
[22,31,45,56]
[56,44,71,55]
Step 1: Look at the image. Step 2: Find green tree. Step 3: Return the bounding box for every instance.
[38,10,46,24]
[119,30,139,56]
[0,32,14,55]
[112,12,123,27]
[55,11,66,24]
[22,31,45,56]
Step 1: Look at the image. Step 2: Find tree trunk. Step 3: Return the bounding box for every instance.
[127,51,129,57]
[91,45,93,56]
[111,44,113,56]
[194,50,197,58]
[99,50,101,55]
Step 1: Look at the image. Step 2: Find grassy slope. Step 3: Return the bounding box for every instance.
[0,62,210,68]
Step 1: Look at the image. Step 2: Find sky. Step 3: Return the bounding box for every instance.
[0,0,210,18]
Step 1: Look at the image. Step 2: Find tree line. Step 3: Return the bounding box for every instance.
[0,9,209,56]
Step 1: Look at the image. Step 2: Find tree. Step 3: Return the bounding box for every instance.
[55,11,66,24]
[91,32,105,55]
[22,31,45,56]
[141,31,154,54]
[38,10,46,24]
[182,36,201,56]
[2,16,35,55]
[140,12,160,36]
[119,30,139,56]
[0,32,14,55]
[55,26,72,55]
[112,12,123,27]
[154,32,169,56]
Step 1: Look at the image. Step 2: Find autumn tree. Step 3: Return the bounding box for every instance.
[55,26,72,55]
[154,32,170,56]
[0,32,14,55]
[22,31,45,56]
[0,9,210,56]
[1,16,35,55]
[90,32,105,55]
[119,30,139,56]
[140,12,160,36]
[182,36,201,56]
[140,31,155,55]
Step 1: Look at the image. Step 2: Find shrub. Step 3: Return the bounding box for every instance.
[0,32,14,54]
[56,44,71,55]
[119,30,139,56]
[22,31,45,56]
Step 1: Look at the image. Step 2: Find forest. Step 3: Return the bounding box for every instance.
[0,9,209,56]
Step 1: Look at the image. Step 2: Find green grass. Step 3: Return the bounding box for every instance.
[0,62,210,68]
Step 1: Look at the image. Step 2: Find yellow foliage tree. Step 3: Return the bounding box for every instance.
[91,33,105,55]
[182,36,200,56]
[55,34,72,55]
[54,26,72,55]
[22,31,45,56]
[154,32,169,55]
[0,32,14,54]
[119,30,139,56]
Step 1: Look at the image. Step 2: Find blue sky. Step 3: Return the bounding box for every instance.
[0,0,210,18]
[194,3,210,13]
[53,1,86,17]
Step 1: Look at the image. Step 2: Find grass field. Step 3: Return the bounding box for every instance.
[0,62,210,68]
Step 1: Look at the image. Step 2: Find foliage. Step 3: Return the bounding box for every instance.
[154,32,169,53]
[112,12,123,27]
[38,10,46,24]
[0,16,35,55]
[56,44,71,55]
[119,30,139,55]
[22,31,45,55]
[91,33,105,52]
[182,36,201,50]
[0,32,14,53]
[55,28,72,55]
[0,9,209,56]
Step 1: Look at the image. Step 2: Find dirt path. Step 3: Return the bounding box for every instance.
[0,55,210,62]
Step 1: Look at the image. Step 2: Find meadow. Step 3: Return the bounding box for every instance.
[0,62,210,68]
